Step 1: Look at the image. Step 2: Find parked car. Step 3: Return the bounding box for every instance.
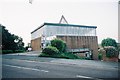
[28,47,32,52]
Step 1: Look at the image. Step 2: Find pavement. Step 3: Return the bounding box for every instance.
[5,51,41,56]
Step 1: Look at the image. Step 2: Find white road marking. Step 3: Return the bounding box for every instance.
[3,64,49,73]
[76,75,93,79]
[76,75,103,80]
[41,70,49,72]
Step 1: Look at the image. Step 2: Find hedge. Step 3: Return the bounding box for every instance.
[2,50,25,54]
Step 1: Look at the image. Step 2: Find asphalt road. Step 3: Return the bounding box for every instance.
[2,54,119,79]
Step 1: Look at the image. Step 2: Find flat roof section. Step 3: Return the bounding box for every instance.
[31,22,97,34]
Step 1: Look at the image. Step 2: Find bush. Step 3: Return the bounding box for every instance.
[39,52,64,58]
[98,53,103,60]
[104,47,117,58]
[51,39,66,52]
[42,46,59,55]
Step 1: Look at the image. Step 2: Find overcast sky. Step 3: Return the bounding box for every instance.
[0,0,118,46]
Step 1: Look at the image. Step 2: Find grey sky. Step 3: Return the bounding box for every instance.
[0,0,118,46]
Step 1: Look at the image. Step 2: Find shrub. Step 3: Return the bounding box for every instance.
[104,47,117,58]
[51,39,66,53]
[42,46,59,55]
[98,53,103,60]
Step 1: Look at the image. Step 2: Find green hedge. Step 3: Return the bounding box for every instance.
[13,50,25,53]
[2,50,13,54]
[2,50,25,54]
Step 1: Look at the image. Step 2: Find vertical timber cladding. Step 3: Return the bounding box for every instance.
[31,37,41,51]
[57,36,98,60]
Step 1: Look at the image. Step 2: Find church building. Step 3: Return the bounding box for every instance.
[31,16,98,59]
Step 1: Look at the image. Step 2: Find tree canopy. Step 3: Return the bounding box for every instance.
[101,38,117,48]
[0,24,24,51]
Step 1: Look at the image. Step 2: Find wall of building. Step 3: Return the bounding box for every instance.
[31,26,45,40]
[45,25,96,37]
[31,23,98,59]
[57,36,98,60]
[31,37,41,51]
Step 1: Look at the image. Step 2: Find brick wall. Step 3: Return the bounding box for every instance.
[57,36,98,60]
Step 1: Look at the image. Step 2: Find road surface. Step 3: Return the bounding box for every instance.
[2,54,119,79]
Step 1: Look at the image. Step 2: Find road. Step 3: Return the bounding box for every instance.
[2,54,119,79]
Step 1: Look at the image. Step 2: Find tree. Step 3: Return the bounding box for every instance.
[14,35,24,50]
[101,38,117,48]
[0,24,24,52]
[51,39,66,53]
[1,25,16,50]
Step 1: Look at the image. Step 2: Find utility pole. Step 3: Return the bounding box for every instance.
[118,1,120,43]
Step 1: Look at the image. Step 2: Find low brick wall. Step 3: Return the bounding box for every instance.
[103,57,118,62]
